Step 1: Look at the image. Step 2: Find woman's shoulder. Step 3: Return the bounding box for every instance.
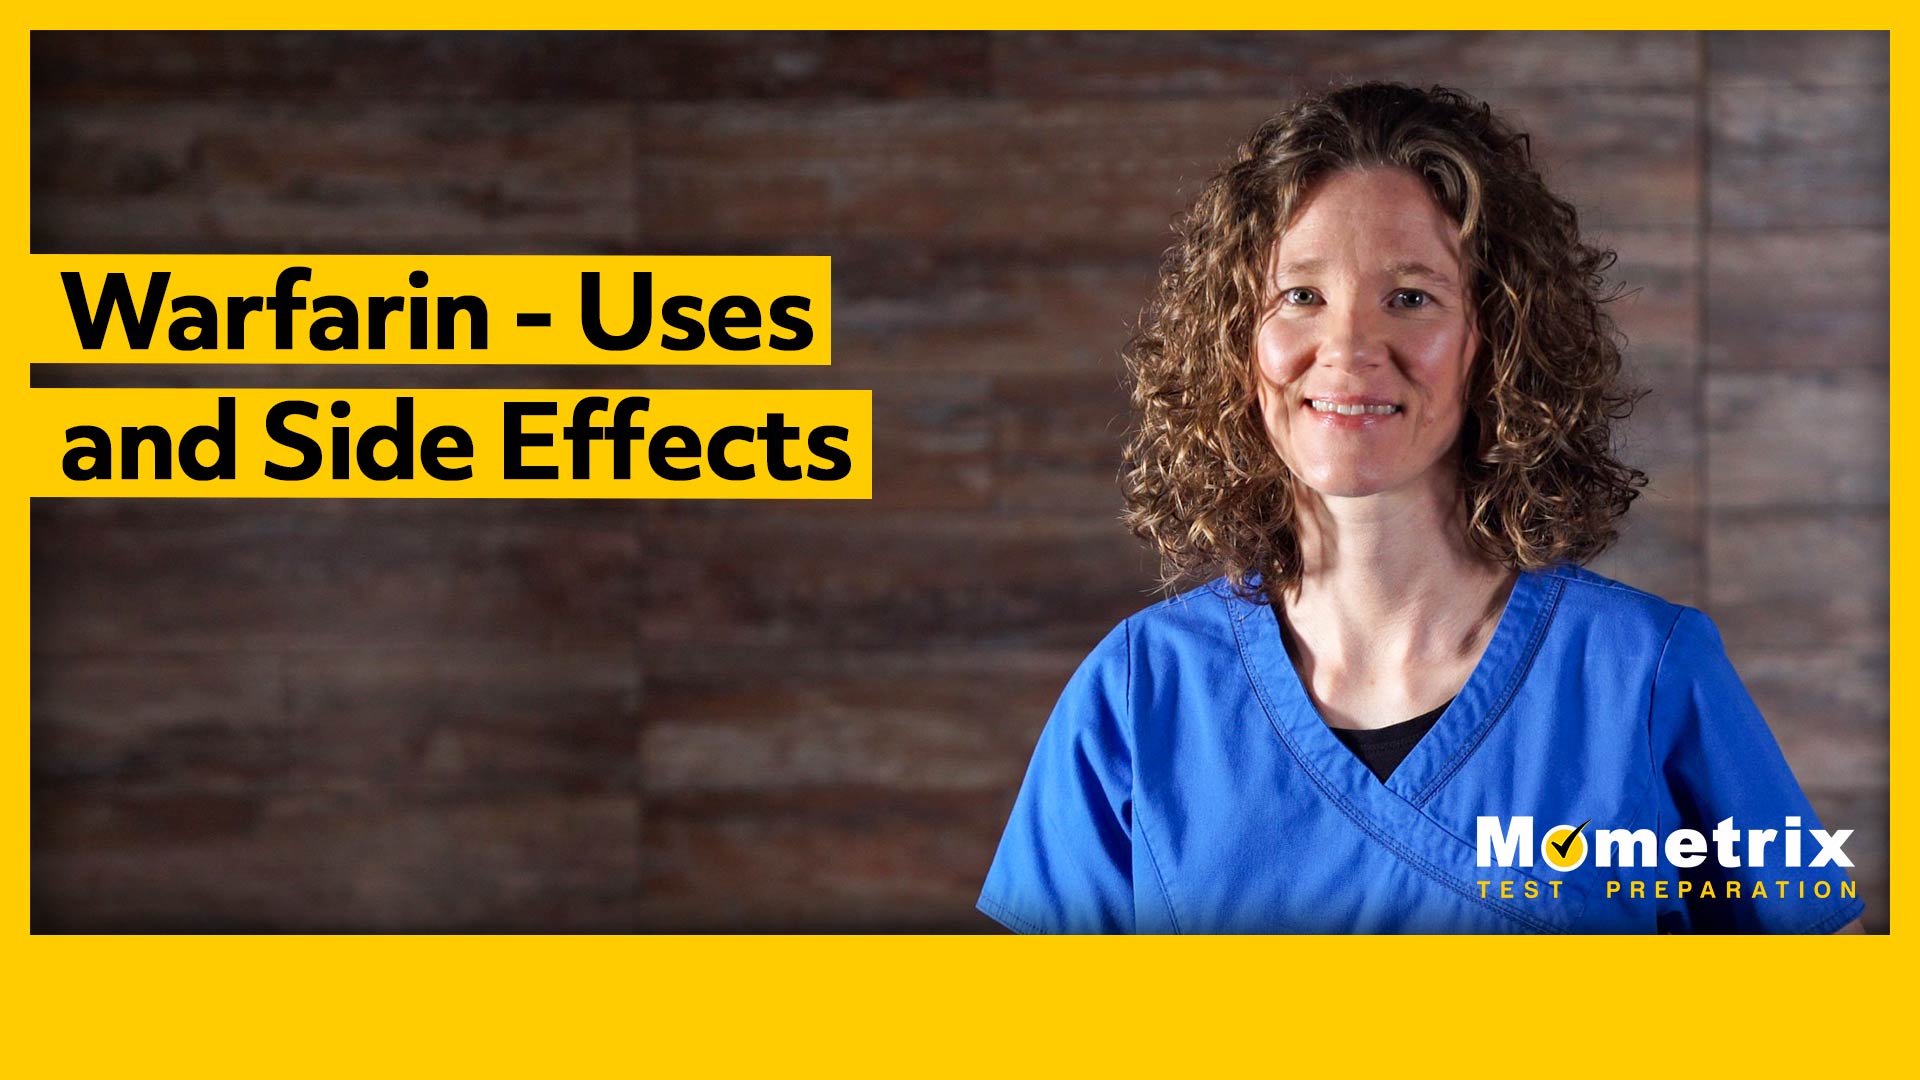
[1062,578,1251,682]
[1538,563,1691,622]
[1111,575,1253,641]
[1533,564,1735,664]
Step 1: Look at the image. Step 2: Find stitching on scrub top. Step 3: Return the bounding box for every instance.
[1409,575,1568,810]
[1229,598,1564,934]
[1121,617,1184,934]
[1643,606,1688,854]
[1134,803,1182,935]
[977,894,1046,935]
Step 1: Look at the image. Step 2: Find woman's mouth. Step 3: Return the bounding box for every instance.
[1305,398,1401,416]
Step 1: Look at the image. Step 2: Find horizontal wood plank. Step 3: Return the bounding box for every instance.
[1706,369,1888,509]
[641,647,1077,796]
[990,32,1698,96]
[34,792,640,932]
[32,31,992,103]
[34,102,638,247]
[638,787,1005,932]
[1706,230,1887,371]
[1706,31,1887,87]
[1707,508,1887,654]
[33,503,642,652]
[1709,86,1888,229]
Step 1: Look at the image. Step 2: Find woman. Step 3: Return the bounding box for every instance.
[978,82,1865,934]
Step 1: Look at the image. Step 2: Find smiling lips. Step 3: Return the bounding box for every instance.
[1304,396,1402,421]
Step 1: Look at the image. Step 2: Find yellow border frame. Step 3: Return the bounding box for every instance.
[7,15,1905,1072]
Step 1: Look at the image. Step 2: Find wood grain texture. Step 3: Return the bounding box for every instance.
[32,652,289,795]
[634,508,1153,651]
[33,102,638,247]
[1739,647,1888,793]
[989,32,1699,97]
[32,502,642,652]
[641,647,1077,795]
[629,99,1265,255]
[637,787,1007,932]
[1706,230,1887,371]
[1706,31,1887,88]
[1708,85,1887,229]
[32,31,993,103]
[1706,369,1888,509]
[1707,509,1887,655]
[283,649,641,800]
[34,792,641,932]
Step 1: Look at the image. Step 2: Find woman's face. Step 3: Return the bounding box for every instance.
[1254,167,1481,501]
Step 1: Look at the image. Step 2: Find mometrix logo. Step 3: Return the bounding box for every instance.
[1475,816,1854,871]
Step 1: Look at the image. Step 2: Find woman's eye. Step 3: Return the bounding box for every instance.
[1283,287,1318,306]
[1391,289,1431,309]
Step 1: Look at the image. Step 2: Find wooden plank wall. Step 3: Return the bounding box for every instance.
[29,31,1889,931]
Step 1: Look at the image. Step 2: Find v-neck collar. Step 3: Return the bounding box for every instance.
[1228,567,1566,809]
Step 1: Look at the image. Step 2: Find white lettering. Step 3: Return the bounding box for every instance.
[1711,817,1742,868]
[1476,816,1533,868]
[1595,828,1656,868]
[1810,828,1854,868]
[1665,829,1707,868]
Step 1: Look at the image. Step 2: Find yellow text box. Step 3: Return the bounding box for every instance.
[26,388,871,498]
[30,255,831,364]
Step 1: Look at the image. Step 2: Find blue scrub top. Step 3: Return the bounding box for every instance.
[978,565,1865,934]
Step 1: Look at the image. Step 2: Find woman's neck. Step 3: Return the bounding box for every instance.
[1279,464,1517,727]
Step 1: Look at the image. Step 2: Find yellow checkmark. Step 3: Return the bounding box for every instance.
[1542,821,1590,871]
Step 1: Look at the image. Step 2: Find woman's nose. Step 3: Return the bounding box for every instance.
[1317,300,1385,372]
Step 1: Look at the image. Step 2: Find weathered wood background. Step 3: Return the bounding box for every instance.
[30,31,1889,931]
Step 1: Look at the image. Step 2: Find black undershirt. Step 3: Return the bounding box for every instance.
[1273,602,1452,782]
[1329,700,1451,783]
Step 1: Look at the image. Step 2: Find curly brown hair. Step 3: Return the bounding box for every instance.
[1121,81,1646,603]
